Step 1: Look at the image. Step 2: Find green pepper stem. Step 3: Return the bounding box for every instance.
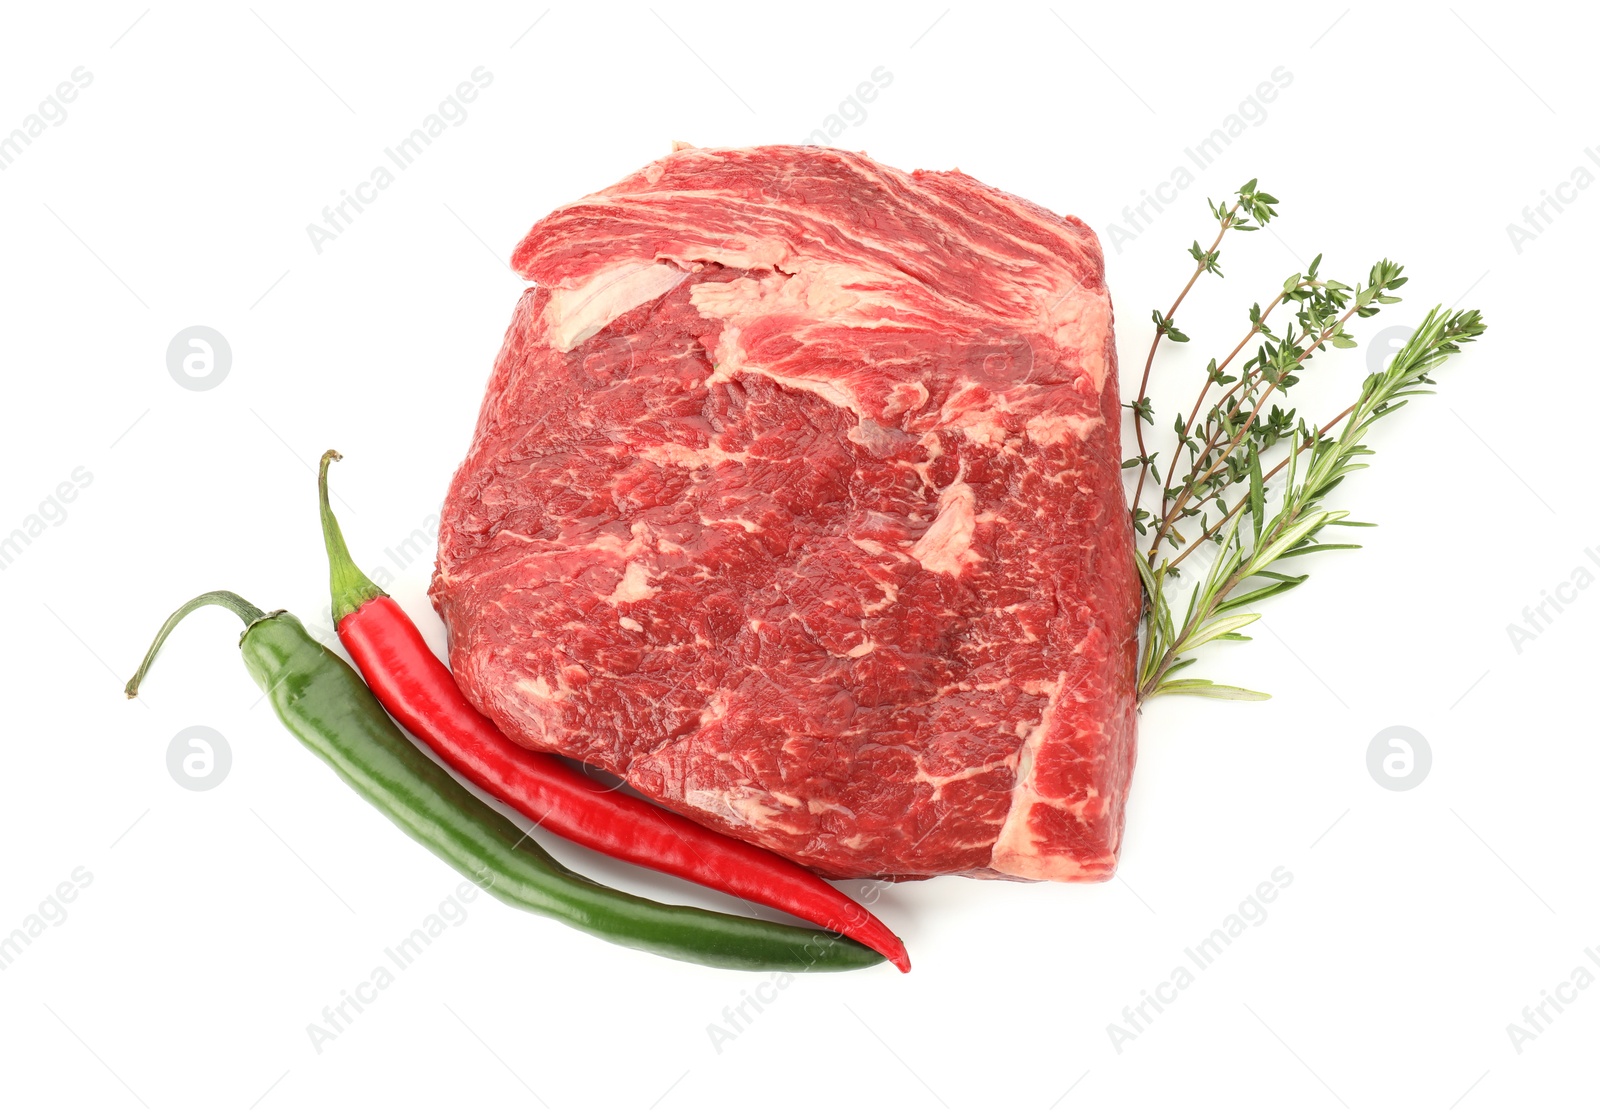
[124,590,267,698]
[319,450,386,625]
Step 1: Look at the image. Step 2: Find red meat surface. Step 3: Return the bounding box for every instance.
[432,144,1139,881]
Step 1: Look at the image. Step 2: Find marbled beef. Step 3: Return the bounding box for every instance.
[431,144,1139,882]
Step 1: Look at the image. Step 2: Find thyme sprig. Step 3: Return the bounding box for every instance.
[1126,180,1278,524]
[1146,257,1408,559]
[1126,186,1486,703]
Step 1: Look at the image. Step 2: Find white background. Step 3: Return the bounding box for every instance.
[1,3,1594,1116]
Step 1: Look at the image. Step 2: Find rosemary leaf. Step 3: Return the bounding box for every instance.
[1150,679,1272,702]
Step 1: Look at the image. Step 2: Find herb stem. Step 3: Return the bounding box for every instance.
[1130,201,1242,517]
[1167,400,1357,571]
[1158,287,1292,520]
[1141,521,1286,700]
[1147,301,1361,557]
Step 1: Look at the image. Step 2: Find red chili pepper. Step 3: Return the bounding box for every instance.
[316,452,909,972]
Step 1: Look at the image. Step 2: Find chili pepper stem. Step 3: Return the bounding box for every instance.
[319,450,386,625]
[124,590,270,698]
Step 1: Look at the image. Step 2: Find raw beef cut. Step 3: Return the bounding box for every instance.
[431,144,1139,882]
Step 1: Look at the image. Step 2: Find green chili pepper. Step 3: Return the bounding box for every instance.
[126,591,885,972]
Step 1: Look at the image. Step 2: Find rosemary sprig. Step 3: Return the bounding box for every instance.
[1135,305,1485,701]
[1125,184,1486,703]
